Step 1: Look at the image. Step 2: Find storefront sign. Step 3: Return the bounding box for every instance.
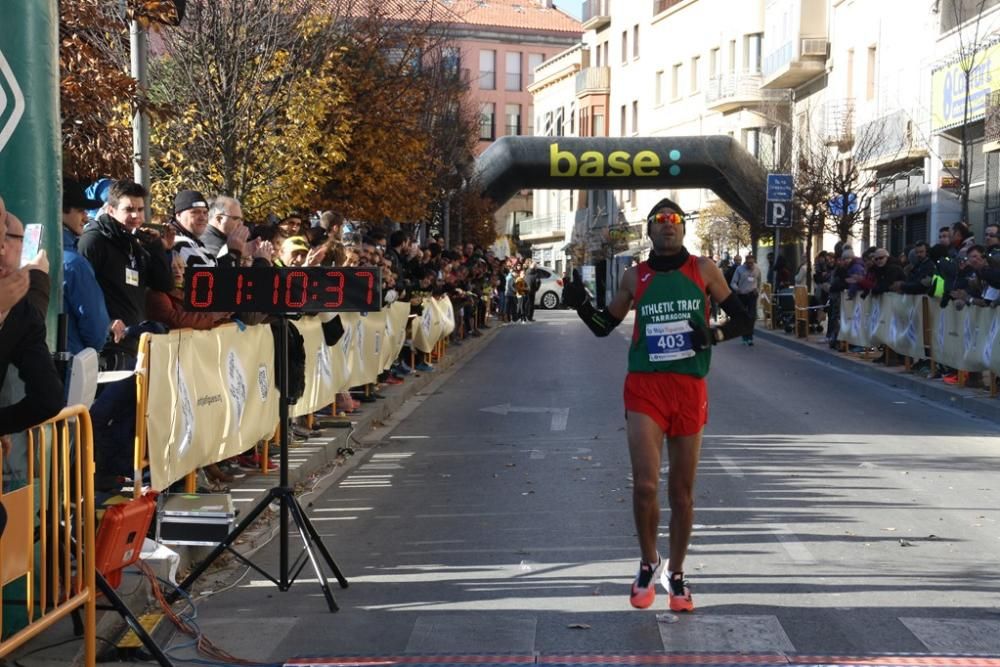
[931,41,1000,132]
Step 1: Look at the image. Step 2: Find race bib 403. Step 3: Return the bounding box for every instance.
[645,321,695,362]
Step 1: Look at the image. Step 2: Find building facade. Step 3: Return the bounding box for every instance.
[437,0,581,240]
[529,0,1000,299]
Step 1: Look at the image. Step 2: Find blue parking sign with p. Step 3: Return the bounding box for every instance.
[765,173,793,228]
[766,200,792,228]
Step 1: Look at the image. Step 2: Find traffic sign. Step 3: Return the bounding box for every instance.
[828,192,857,216]
[766,174,794,201]
[765,200,792,228]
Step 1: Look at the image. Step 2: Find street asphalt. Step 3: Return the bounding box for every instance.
[13,309,1000,666]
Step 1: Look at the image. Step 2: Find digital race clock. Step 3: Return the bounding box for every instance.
[182,267,382,313]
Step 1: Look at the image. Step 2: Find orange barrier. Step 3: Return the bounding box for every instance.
[0,405,97,666]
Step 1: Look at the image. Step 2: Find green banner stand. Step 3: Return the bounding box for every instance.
[0,0,61,639]
[0,0,63,345]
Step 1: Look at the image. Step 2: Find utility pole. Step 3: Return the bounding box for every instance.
[130,18,150,189]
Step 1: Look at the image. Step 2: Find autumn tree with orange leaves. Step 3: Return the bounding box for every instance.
[58,0,494,245]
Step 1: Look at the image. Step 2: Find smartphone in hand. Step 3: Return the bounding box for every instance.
[20,224,42,268]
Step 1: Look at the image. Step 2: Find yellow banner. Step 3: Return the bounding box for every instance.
[412,298,443,353]
[960,305,990,373]
[928,300,965,370]
[886,294,925,360]
[145,324,278,490]
[381,302,411,371]
[292,317,341,418]
[983,309,1000,374]
[839,294,873,348]
[931,42,1000,132]
[437,297,457,337]
[334,313,359,392]
[346,312,384,387]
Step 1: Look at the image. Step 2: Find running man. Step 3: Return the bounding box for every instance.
[563,198,753,612]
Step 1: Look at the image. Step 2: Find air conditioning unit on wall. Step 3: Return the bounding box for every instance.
[801,39,829,57]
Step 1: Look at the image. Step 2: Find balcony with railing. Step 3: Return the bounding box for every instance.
[582,0,611,30]
[576,66,610,97]
[986,90,1000,153]
[761,0,829,89]
[762,37,828,89]
[823,99,856,148]
[704,72,788,112]
[518,213,569,240]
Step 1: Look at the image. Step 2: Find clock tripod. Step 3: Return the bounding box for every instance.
[170,315,348,611]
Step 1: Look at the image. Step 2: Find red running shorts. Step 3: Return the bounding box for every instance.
[623,371,708,437]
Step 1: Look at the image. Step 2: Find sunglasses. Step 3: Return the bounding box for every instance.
[648,211,684,225]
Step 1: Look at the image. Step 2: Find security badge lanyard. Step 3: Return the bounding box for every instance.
[125,252,139,287]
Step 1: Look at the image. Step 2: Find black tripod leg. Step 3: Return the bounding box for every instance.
[96,572,175,667]
[291,496,349,589]
[169,490,275,602]
[286,498,339,612]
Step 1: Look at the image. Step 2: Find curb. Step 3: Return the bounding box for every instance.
[754,327,1000,427]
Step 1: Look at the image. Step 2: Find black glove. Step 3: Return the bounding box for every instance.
[688,319,717,352]
[562,282,588,309]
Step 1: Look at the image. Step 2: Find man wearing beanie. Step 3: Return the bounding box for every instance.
[170,189,216,268]
[562,197,753,613]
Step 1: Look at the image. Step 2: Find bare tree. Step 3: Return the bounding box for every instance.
[148,0,357,212]
[793,100,896,244]
[696,200,750,260]
[944,0,992,224]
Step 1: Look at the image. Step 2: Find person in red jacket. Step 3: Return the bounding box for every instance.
[146,252,230,330]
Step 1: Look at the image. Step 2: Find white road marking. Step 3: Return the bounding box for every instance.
[773,525,815,563]
[479,404,570,431]
[714,454,743,478]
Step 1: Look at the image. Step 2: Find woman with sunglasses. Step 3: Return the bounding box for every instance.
[562,197,753,613]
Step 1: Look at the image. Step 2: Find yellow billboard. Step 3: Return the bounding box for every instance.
[931,43,1000,132]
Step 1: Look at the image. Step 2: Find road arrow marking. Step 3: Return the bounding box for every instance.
[479,403,570,431]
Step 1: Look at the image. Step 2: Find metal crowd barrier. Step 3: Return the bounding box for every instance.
[0,405,97,666]
[130,299,452,493]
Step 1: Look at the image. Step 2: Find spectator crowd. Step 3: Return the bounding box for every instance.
[1,179,558,497]
[715,220,1000,385]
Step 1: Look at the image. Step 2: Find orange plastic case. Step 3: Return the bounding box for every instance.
[95,493,157,588]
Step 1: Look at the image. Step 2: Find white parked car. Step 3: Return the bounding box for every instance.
[531,266,565,310]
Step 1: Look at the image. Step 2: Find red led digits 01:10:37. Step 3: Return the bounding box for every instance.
[183,267,382,314]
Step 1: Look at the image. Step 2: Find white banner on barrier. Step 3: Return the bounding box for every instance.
[145,324,278,491]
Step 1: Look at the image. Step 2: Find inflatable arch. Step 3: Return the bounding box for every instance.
[472,136,768,224]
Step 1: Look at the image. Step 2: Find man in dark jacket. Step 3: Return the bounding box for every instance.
[900,241,935,294]
[525,260,542,321]
[859,248,905,295]
[77,180,172,368]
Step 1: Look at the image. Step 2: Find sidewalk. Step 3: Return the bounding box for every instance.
[754,325,1000,427]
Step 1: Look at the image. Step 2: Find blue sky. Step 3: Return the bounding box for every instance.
[556,0,583,20]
